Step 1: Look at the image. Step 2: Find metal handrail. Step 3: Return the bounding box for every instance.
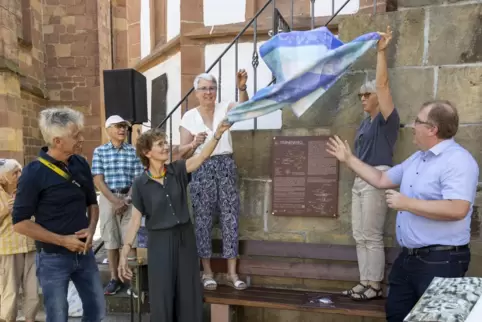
[155,0,353,131]
[155,0,275,130]
[94,0,357,258]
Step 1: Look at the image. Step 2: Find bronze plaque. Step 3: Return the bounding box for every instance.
[271,136,339,217]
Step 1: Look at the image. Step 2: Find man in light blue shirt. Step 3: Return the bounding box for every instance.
[327,100,479,322]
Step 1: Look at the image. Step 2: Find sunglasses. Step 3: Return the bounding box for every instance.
[358,93,373,99]
[0,159,5,166]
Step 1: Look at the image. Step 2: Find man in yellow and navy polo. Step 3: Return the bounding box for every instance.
[13,107,105,322]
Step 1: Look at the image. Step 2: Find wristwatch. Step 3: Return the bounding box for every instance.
[238,84,247,91]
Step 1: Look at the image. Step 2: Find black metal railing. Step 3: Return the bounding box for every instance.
[95,0,362,257]
[155,0,356,152]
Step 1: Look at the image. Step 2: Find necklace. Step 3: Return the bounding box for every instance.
[147,166,166,179]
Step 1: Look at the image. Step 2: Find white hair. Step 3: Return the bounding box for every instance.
[193,73,217,90]
[360,79,377,93]
[0,159,22,176]
[39,107,84,146]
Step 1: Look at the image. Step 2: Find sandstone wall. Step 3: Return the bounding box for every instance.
[231,1,482,320]
[0,0,136,164]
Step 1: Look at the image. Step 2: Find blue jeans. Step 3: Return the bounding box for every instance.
[385,248,470,322]
[36,250,106,322]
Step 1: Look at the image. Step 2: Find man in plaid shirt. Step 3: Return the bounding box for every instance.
[92,115,144,295]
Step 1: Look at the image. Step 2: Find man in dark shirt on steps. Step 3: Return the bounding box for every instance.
[12,107,105,322]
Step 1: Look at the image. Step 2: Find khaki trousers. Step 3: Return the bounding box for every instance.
[99,194,137,250]
[0,251,39,322]
[351,166,390,282]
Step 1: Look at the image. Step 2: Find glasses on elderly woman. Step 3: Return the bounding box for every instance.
[197,86,217,93]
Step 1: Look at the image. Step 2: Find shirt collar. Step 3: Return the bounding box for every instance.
[39,147,72,166]
[107,141,127,150]
[428,138,455,156]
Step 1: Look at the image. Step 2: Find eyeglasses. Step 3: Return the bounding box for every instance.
[197,86,217,93]
[414,117,433,126]
[358,93,372,100]
[112,124,128,129]
[0,159,5,166]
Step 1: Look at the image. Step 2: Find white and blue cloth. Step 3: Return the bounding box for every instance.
[226,27,380,122]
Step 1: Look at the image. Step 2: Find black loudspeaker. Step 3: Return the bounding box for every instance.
[151,73,168,130]
[103,69,148,125]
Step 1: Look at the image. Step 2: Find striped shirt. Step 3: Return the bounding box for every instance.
[91,142,144,190]
[0,187,35,255]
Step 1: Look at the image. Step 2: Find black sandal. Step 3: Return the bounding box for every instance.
[350,286,383,301]
[341,283,368,296]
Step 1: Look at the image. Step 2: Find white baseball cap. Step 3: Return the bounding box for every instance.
[105,115,132,128]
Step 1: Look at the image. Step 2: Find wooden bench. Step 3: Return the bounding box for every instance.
[204,239,399,321]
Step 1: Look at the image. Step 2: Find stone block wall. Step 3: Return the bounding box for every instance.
[42,0,103,161]
[231,1,481,320]
[1,0,135,164]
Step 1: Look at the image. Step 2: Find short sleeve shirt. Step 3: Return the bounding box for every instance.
[91,142,144,190]
[180,101,233,156]
[386,139,479,248]
[131,160,191,230]
[12,147,98,253]
[355,109,400,167]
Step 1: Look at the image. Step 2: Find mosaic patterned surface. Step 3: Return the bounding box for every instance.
[404,277,482,322]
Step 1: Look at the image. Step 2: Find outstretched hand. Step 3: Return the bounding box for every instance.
[377,25,393,52]
[215,119,232,138]
[326,135,353,163]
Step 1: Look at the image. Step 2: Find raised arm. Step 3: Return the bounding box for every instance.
[228,69,250,111]
[326,135,398,189]
[376,26,395,120]
[185,120,231,173]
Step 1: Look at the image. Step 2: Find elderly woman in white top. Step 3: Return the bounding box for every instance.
[179,70,248,291]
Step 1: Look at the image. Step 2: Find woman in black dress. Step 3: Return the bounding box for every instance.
[118,120,231,321]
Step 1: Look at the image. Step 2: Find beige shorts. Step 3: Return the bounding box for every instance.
[99,193,138,250]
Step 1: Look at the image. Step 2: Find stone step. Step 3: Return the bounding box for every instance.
[16,312,150,321]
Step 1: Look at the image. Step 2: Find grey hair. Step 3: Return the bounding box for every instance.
[39,107,84,146]
[359,80,377,93]
[0,159,21,176]
[193,73,217,90]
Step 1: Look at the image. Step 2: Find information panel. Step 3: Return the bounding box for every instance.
[271,136,339,217]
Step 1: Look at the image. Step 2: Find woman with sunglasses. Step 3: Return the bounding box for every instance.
[344,26,400,301]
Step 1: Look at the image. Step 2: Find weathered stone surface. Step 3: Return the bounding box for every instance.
[436,66,482,123]
[338,8,426,69]
[239,178,271,218]
[232,130,278,178]
[427,4,482,65]
[388,67,435,123]
[267,214,343,234]
[454,125,482,181]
